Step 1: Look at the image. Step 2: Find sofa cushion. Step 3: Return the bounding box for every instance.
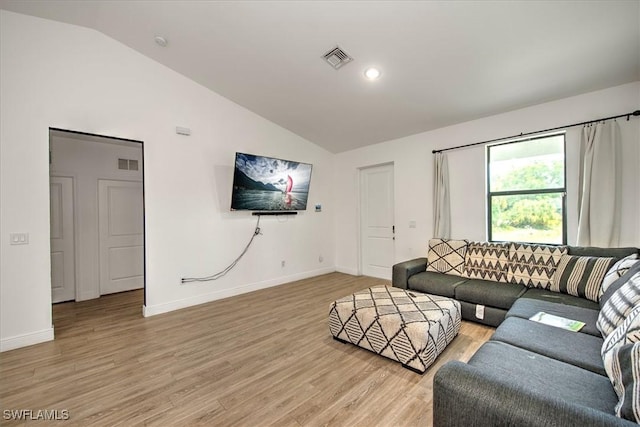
[519,288,601,309]
[467,341,620,414]
[506,296,601,337]
[490,317,605,375]
[551,254,616,302]
[454,279,525,310]
[568,246,638,259]
[433,362,632,427]
[407,271,467,297]
[426,238,468,276]
[602,254,640,298]
[459,301,508,328]
[507,243,567,289]
[462,241,509,282]
[598,269,640,338]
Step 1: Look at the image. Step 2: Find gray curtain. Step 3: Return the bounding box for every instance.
[577,120,622,247]
[433,152,451,238]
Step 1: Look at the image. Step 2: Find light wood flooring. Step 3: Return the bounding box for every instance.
[0,273,494,426]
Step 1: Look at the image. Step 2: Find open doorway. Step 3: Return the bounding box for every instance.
[48,128,145,308]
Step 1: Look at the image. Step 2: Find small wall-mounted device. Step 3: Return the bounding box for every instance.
[315,204,322,212]
[176,126,191,136]
[10,233,29,245]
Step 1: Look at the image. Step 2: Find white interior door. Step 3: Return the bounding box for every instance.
[360,164,395,279]
[98,179,144,295]
[50,176,76,303]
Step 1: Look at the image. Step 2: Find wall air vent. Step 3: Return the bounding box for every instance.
[322,46,353,69]
[118,158,139,171]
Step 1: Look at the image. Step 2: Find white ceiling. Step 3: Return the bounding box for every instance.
[1,1,638,153]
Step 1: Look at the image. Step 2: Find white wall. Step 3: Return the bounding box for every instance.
[50,134,144,301]
[0,11,334,351]
[334,82,640,275]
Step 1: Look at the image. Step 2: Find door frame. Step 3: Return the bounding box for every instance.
[49,127,147,307]
[357,162,395,278]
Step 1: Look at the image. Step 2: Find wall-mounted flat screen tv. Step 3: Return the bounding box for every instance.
[231,152,313,211]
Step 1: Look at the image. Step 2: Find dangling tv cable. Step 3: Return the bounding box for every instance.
[181,215,262,284]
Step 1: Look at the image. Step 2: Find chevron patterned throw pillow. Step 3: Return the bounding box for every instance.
[506,243,568,289]
[462,241,510,282]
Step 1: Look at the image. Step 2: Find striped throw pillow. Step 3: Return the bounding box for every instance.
[602,307,640,423]
[604,343,640,422]
[598,270,640,337]
[602,306,640,356]
[551,254,616,302]
[601,254,640,298]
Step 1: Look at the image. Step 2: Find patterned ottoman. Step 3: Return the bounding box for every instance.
[329,286,461,373]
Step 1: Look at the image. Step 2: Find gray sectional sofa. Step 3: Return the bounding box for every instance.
[392,239,640,426]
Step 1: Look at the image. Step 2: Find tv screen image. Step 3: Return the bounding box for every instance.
[231,152,313,211]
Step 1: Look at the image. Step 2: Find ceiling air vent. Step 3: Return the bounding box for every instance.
[322,46,353,69]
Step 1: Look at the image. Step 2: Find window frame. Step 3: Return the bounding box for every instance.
[486,133,567,245]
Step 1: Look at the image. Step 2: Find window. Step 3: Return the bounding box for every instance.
[487,134,566,245]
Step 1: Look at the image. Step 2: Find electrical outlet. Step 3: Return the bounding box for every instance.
[281,260,285,268]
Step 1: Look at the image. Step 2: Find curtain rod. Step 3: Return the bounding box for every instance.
[432,109,640,154]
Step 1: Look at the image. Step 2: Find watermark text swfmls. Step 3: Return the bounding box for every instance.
[3,409,70,421]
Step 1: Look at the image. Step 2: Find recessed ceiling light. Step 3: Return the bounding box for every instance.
[364,67,381,80]
[154,36,168,47]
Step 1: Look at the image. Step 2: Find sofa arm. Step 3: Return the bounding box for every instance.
[433,361,634,427]
[392,257,427,289]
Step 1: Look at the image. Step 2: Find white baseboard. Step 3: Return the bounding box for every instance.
[143,267,336,317]
[0,327,54,352]
[335,266,359,276]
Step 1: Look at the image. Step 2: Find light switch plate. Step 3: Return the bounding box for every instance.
[10,233,29,245]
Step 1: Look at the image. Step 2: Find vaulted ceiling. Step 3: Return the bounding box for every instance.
[1,1,638,153]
